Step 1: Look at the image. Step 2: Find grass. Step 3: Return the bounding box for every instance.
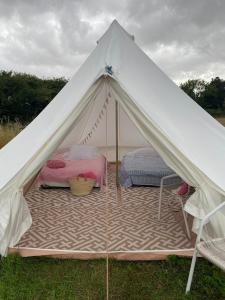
[216,117,225,127]
[0,121,23,149]
[0,255,106,300]
[0,255,225,300]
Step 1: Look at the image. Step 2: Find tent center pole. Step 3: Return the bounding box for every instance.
[115,99,119,187]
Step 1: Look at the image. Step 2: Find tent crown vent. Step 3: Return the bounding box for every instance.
[105,65,113,75]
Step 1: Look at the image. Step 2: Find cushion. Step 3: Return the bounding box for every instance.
[65,145,99,160]
[47,160,66,169]
[177,182,189,196]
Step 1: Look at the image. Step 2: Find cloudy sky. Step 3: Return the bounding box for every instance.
[0,0,224,83]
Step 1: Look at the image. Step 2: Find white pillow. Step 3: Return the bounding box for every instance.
[65,145,99,160]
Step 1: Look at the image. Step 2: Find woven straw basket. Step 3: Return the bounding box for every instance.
[69,176,96,196]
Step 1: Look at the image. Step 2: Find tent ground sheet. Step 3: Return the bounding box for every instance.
[14,165,193,255]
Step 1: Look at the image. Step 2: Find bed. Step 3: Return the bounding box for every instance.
[37,147,107,190]
[119,147,181,188]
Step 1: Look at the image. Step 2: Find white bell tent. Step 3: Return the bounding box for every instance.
[0,20,225,256]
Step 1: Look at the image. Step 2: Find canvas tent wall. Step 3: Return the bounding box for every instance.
[0,20,225,256]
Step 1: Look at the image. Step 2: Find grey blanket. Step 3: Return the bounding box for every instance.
[119,147,181,187]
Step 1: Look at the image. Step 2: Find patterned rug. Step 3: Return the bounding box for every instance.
[16,165,192,252]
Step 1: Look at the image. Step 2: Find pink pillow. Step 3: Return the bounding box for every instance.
[47,160,66,169]
[177,182,189,196]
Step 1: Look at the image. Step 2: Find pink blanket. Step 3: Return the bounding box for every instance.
[38,153,106,189]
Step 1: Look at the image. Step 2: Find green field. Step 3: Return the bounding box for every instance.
[0,255,224,300]
[0,122,22,148]
[216,117,225,126]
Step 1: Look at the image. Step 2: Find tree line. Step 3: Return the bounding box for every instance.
[0,71,67,123]
[180,77,225,114]
[0,70,225,124]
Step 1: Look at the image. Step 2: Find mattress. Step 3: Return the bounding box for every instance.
[119,147,181,187]
[37,153,106,190]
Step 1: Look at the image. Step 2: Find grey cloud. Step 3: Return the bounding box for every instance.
[0,0,224,82]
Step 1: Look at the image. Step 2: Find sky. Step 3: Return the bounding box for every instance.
[0,0,225,84]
